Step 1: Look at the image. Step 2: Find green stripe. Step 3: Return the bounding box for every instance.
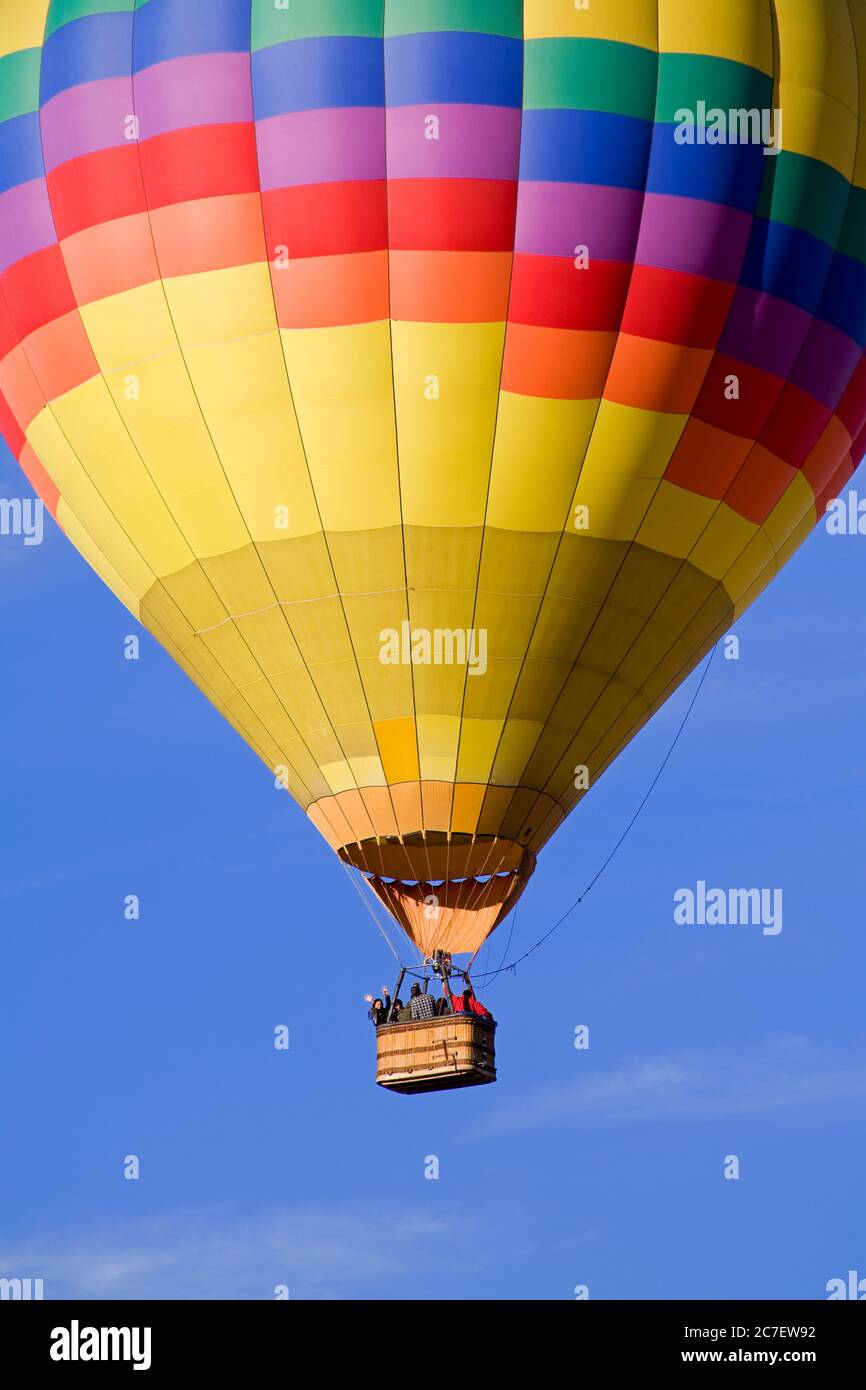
[45,0,137,39]
[252,0,382,49]
[655,53,772,124]
[524,38,657,120]
[0,49,41,123]
[757,150,851,249]
[384,0,522,37]
[838,185,866,267]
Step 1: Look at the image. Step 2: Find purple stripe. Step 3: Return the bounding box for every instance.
[515,181,642,260]
[636,193,752,283]
[385,104,520,180]
[790,320,862,409]
[0,178,56,273]
[40,77,132,172]
[134,53,253,138]
[720,288,812,379]
[256,107,384,190]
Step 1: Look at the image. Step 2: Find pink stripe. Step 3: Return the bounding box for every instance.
[385,104,521,180]
[256,107,384,190]
[40,77,132,172]
[0,179,56,273]
[134,53,253,139]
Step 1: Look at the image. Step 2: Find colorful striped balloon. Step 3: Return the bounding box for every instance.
[1,1,864,956]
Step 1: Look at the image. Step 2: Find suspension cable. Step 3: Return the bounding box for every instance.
[470,645,716,982]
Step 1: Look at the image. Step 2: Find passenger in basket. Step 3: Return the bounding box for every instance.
[364,987,391,1025]
[441,978,493,1021]
[409,982,437,1021]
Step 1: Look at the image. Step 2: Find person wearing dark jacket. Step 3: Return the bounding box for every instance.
[364,987,391,1025]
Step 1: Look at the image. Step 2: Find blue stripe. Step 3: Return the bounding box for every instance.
[647,125,766,212]
[384,32,522,107]
[40,12,132,105]
[0,112,45,194]
[740,220,833,316]
[132,0,251,69]
[252,37,384,117]
[519,110,651,188]
[819,253,866,348]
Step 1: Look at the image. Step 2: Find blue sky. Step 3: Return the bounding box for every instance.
[2,436,864,1301]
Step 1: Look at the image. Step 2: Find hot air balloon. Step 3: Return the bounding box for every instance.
[1,1,864,1091]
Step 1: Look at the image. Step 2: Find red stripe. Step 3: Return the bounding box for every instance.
[0,245,77,339]
[509,255,632,331]
[387,178,517,252]
[620,265,735,349]
[691,354,784,438]
[0,291,20,359]
[262,181,388,259]
[759,383,831,469]
[48,144,145,240]
[835,353,866,438]
[47,125,260,240]
[0,390,25,457]
[139,123,260,209]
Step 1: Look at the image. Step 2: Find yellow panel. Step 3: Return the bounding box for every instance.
[163,263,276,347]
[774,0,859,107]
[0,1,50,56]
[777,82,858,177]
[374,716,420,783]
[28,407,155,599]
[689,502,758,580]
[492,719,546,784]
[392,321,504,527]
[569,406,686,544]
[280,322,400,532]
[181,333,321,540]
[659,0,773,69]
[49,376,194,577]
[79,283,178,370]
[100,351,250,557]
[454,717,506,783]
[417,715,461,782]
[487,394,597,531]
[57,498,141,618]
[636,481,718,559]
[763,472,816,554]
[524,0,659,48]
[320,759,360,795]
[722,528,775,605]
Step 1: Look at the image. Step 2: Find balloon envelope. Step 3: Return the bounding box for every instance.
[1,0,865,955]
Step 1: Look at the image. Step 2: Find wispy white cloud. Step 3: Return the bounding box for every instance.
[470,1036,866,1139]
[0,1205,468,1300]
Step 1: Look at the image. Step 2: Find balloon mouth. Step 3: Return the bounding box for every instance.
[340,836,535,957]
[338,832,532,883]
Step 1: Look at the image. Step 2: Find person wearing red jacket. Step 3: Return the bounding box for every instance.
[441,979,492,1020]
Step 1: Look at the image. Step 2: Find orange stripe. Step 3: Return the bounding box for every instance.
[24,310,98,404]
[389,250,511,322]
[605,335,711,414]
[61,214,160,306]
[273,250,390,328]
[19,440,60,517]
[0,344,45,433]
[502,323,615,399]
[150,193,267,280]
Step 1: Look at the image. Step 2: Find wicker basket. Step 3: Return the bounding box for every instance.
[375,1013,497,1094]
